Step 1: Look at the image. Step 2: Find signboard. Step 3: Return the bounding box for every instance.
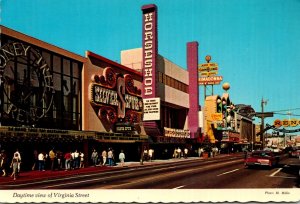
[143,97,160,121]
[273,118,300,128]
[164,127,190,138]
[211,113,223,121]
[255,112,274,118]
[198,63,219,77]
[198,76,223,85]
[142,4,158,98]
[115,123,134,133]
[89,67,143,124]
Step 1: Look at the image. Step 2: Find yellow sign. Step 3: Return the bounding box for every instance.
[274,119,282,128]
[211,113,223,121]
[198,63,219,77]
[273,119,300,127]
[200,71,218,76]
[290,119,298,127]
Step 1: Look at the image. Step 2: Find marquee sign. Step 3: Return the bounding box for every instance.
[89,67,143,124]
[164,127,190,138]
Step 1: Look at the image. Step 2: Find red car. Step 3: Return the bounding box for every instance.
[244,150,280,168]
[290,147,300,158]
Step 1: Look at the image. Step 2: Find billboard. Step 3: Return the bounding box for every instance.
[143,97,160,121]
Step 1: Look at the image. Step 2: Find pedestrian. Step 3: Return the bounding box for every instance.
[56,151,63,170]
[173,148,178,158]
[73,150,80,169]
[184,148,188,158]
[79,152,85,168]
[38,152,45,171]
[14,149,21,173]
[32,150,38,170]
[119,150,125,167]
[148,149,154,162]
[107,148,113,166]
[49,148,56,171]
[177,147,182,158]
[0,150,8,176]
[64,151,72,171]
[102,150,107,166]
[91,149,98,167]
[10,153,21,180]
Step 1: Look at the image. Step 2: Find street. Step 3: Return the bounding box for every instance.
[1,153,299,189]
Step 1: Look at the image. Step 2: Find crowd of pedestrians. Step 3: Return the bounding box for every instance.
[90,147,125,167]
[0,145,227,181]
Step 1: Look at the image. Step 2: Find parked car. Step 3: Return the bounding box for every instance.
[244,150,280,168]
[290,146,300,158]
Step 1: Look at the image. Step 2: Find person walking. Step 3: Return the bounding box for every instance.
[177,147,182,158]
[14,149,21,173]
[184,148,188,158]
[118,150,125,167]
[31,150,38,170]
[10,153,21,180]
[49,148,56,171]
[102,150,107,166]
[107,148,113,166]
[91,149,98,167]
[148,149,154,162]
[73,150,80,169]
[64,151,72,171]
[0,150,8,176]
[79,152,85,168]
[38,152,45,171]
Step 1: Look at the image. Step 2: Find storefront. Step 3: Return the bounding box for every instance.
[0,26,149,170]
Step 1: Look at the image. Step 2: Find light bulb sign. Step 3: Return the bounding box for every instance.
[89,67,143,124]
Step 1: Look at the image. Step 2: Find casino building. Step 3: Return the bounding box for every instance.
[0,4,204,169]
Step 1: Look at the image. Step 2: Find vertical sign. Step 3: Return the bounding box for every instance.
[142,4,157,98]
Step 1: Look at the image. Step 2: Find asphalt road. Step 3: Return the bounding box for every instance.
[93,157,300,189]
[2,154,299,189]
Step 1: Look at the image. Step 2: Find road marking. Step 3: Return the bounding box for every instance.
[270,175,297,179]
[217,169,239,176]
[173,185,185,189]
[270,168,282,177]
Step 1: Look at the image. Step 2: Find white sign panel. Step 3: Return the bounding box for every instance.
[143,98,160,121]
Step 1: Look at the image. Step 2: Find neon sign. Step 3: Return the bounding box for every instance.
[89,67,143,124]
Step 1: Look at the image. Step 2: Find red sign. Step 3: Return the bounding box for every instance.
[89,67,143,124]
[198,76,223,85]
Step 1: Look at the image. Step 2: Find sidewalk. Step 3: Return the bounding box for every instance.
[0,154,235,185]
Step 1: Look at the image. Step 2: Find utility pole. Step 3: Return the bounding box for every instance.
[261,98,268,149]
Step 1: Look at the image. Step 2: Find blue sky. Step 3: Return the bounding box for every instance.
[2,0,300,127]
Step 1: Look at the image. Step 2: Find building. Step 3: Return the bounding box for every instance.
[121,5,202,157]
[0,25,153,169]
[203,91,256,152]
[0,4,206,169]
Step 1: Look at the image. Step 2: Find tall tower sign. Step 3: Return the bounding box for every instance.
[141,4,158,98]
[142,4,160,122]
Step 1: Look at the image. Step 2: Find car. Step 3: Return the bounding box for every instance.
[244,150,279,168]
[290,146,300,158]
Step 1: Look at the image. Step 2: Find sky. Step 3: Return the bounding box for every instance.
[1,0,300,127]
